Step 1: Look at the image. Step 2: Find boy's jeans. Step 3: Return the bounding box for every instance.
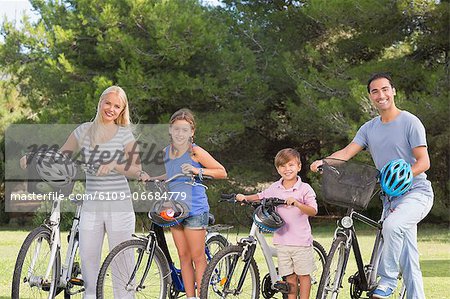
[378,191,433,299]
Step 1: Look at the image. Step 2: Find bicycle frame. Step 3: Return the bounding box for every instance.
[333,208,383,291]
[41,197,83,293]
[230,221,281,293]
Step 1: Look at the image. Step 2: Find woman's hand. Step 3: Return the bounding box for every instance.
[137,171,151,181]
[310,160,324,172]
[97,160,118,176]
[20,155,28,170]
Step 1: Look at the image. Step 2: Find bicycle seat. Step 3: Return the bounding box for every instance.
[208,213,215,225]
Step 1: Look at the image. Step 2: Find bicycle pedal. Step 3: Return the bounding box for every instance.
[40,279,51,291]
[273,281,290,294]
[69,277,84,286]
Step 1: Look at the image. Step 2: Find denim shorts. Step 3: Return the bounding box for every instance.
[181,212,209,229]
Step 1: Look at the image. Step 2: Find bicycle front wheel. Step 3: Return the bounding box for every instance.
[12,226,61,299]
[311,240,327,297]
[200,245,260,299]
[96,239,170,299]
[316,235,349,299]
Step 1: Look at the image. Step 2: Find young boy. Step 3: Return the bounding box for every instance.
[236,148,318,299]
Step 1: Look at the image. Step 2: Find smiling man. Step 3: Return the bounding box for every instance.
[310,72,434,298]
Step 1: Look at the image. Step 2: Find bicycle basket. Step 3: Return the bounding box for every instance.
[321,159,379,210]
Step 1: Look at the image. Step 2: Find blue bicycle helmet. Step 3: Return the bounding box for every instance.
[380,159,413,197]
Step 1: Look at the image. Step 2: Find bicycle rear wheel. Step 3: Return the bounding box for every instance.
[316,235,349,299]
[96,239,170,299]
[206,234,229,260]
[200,245,260,299]
[12,226,60,299]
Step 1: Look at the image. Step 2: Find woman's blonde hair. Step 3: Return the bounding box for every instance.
[84,86,131,146]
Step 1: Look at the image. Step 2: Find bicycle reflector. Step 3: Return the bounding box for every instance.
[380,159,413,197]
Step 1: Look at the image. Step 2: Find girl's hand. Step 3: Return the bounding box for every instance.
[20,155,28,170]
[181,163,198,175]
[97,160,118,176]
[310,160,324,172]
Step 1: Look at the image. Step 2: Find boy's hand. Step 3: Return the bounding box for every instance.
[236,194,246,201]
[285,197,298,207]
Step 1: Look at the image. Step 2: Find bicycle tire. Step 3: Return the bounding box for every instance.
[96,239,170,299]
[200,245,260,299]
[311,240,327,297]
[205,234,229,259]
[12,225,61,299]
[316,235,349,299]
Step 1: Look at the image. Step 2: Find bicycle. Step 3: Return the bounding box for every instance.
[200,193,327,299]
[96,172,233,299]
[315,158,406,299]
[12,150,97,299]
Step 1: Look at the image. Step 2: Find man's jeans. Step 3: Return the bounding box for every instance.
[378,191,433,299]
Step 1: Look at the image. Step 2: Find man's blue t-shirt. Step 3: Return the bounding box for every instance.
[352,111,433,197]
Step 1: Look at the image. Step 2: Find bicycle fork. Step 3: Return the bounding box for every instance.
[224,237,257,295]
[130,233,158,292]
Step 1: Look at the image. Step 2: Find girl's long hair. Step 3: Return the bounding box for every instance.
[169,108,196,156]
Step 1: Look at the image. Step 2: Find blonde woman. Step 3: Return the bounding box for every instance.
[21,86,143,298]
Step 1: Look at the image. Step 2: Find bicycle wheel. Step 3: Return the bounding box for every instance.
[311,240,327,297]
[200,245,260,299]
[96,239,170,299]
[206,234,229,260]
[12,226,61,299]
[316,235,349,299]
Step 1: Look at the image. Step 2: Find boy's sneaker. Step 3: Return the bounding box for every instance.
[371,285,394,298]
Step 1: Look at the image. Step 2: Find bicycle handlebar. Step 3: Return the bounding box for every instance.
[219,193,288,207]
[144,173,213,189]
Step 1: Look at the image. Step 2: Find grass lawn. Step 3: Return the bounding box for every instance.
[0,222,448,298]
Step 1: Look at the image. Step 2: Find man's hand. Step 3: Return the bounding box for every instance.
[310,160,324,172]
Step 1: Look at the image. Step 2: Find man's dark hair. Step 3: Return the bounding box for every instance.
[367,72,394,93]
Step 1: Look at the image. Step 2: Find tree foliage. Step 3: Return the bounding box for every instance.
[1,0,448,223]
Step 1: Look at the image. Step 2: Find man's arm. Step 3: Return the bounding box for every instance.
[411,146,430,176]
[310,142,364,172]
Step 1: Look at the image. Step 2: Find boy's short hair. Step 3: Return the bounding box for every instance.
[275,148,301,168]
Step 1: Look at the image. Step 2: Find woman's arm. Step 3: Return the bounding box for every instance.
[59,132,80,156]
[20,132,79,169]
[113,141,143,178]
